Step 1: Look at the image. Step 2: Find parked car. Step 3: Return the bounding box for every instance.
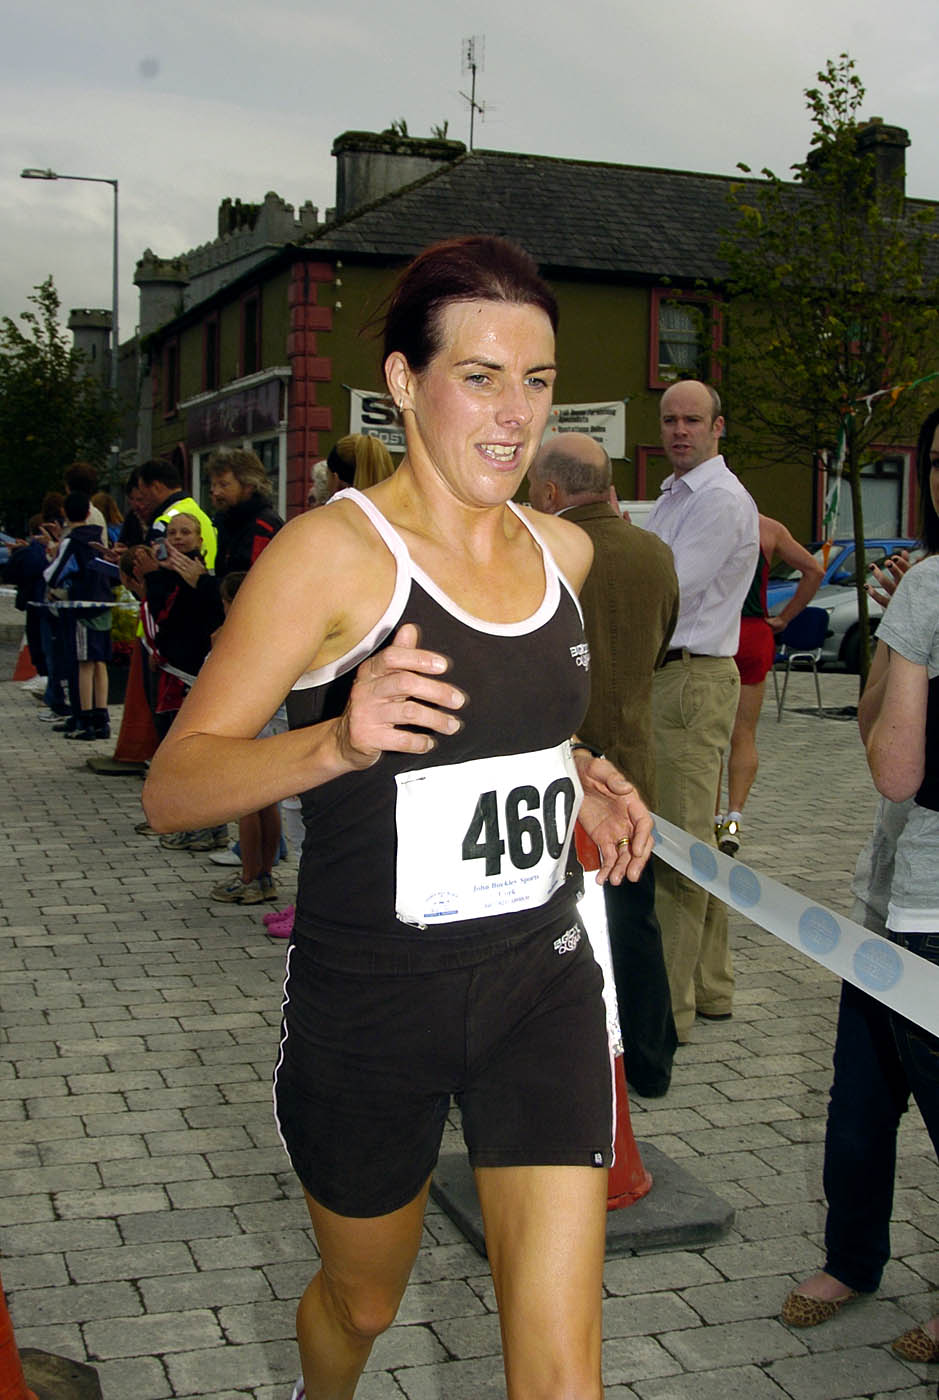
[767,537,918,671]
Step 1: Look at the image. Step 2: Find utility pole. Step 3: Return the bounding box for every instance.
[460,35,486,150]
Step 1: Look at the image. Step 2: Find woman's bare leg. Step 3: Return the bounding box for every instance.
[726,681,766,815]
[476,1164,608,1399]
[297,1178,430,1400]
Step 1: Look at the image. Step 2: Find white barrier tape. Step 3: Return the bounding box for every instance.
[28,600,139,612]
[159,661,198,687]
[652,813,939,1038]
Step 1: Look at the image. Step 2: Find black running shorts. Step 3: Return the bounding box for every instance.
[272,911,614,1217]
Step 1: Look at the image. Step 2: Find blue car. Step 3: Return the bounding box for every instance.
[768,537,918,672]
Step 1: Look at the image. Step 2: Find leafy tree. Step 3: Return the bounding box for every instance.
[721,54,939,679]
[0,277,118,532]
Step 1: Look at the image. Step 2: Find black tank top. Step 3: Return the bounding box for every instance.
[286,490,591,967]
[741,551,770,620]
[916,674,939,812]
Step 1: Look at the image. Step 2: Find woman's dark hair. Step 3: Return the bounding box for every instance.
[40,491,65,522]
[382,236,559,372]
[916,407,939,554]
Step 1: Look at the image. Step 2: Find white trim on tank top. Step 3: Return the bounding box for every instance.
[291,487,582,691]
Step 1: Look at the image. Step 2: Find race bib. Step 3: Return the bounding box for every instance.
[395,742,583,927]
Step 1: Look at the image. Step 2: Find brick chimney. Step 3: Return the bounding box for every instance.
[855,117,909,200]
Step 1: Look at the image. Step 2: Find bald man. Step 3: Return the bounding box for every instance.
[529,433,680,1096]
[646,381,759,1041]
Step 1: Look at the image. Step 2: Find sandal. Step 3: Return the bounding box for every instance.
[781,1288,859,1327]
[891,1325,939,1363]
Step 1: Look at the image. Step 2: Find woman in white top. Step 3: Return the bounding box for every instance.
[783,407,939,1362]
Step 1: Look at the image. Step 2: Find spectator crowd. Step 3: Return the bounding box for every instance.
[3,436,394,939]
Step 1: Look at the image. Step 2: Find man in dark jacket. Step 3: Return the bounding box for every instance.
[206,448,283,582]
[529,433,680,1096]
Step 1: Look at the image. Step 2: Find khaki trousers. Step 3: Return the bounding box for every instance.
[652,654,739,1040]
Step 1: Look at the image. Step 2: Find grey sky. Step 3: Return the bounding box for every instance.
[3,0,938,349]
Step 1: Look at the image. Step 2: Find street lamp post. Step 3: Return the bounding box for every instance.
[20,167,120,403]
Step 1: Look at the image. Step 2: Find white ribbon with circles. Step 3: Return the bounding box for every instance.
[652,814,939,1037]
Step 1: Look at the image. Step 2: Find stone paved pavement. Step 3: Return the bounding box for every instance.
[1,665,937,1400]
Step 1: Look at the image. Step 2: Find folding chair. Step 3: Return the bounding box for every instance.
[771,606,829,720]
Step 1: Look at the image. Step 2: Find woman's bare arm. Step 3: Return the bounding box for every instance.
[866,649,928,802]
[857,639,891,744]
[143,508,465,832]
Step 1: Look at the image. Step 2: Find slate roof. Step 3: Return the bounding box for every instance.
[307,148,754,283]
[307,147,939,286]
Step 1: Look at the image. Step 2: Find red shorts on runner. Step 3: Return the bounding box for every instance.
[735,617,775,686]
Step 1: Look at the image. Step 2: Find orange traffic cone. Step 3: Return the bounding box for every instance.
[112,639,159,765]
[574,821,653,1211]
[607,1053,653,1209]
[12,636,37,682]
[0,1272,38,1400]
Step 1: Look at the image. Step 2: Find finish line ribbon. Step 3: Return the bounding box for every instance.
[651,813,939,1038]
[27,599,140,612]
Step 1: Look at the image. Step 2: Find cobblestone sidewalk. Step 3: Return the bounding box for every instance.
[1,670,936,1399]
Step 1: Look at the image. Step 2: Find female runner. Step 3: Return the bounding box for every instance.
[144,235,652,1400]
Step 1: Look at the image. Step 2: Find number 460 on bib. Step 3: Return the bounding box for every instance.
[461,779,576,878]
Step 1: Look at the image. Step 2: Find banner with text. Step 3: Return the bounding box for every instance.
[348,391,626,459]
[543,401,625,458]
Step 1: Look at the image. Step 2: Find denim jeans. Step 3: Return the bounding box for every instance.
[823,932,939,1293]
[40,610,69,714]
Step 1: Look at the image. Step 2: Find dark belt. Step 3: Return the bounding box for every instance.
[661,648,718,665]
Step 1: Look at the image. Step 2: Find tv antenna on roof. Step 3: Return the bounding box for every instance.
[460,35,486,150]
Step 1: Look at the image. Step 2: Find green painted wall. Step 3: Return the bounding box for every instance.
[310,260,400,456]
[146,250,929,549]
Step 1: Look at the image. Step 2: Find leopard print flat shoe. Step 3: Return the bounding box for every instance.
[891,1325,939,1363]
[781,1288,859,1327]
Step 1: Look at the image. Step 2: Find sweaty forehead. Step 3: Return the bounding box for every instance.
[435,298,555,356]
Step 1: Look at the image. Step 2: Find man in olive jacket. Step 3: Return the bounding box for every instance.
[529,433,680,1096]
